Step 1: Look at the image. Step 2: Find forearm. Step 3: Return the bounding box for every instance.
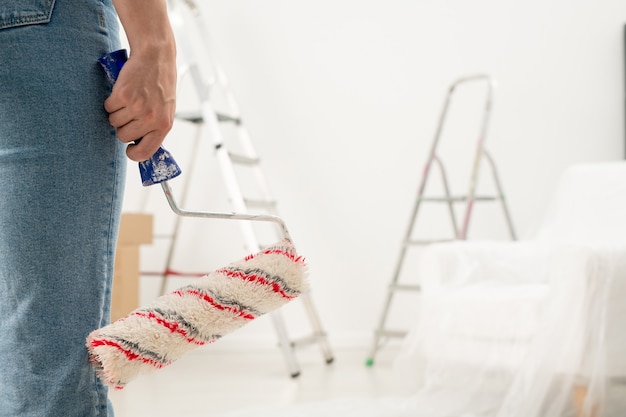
[106,0,178,162]
[112,0,176,58]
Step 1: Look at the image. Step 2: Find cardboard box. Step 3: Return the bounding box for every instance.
[111,213,153,322]
[117,213,153,245]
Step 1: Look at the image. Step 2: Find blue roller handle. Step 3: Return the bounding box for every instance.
[98,49,181,186]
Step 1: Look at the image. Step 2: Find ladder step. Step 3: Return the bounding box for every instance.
[216,112,242,125]
[375,329,407,339]
[175,110,203,124]
[419,195,498,202]
[228,152,260,165]
[390,283,421,291]
[174,111,242,125]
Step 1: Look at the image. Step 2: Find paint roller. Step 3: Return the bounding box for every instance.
[86,50,309,389]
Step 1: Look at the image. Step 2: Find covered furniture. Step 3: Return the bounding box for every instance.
[395,161,626,416]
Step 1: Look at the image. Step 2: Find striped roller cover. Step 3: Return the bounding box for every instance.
[86,239,308,389]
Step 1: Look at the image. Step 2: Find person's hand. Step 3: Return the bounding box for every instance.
[104,48,177,162]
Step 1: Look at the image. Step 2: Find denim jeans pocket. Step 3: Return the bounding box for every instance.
[0,0,56,30]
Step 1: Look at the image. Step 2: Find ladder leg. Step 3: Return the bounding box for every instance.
[458,77,495,240]
[484,150,517,240]
[366,206,419,365]
[269,310,301,378]
[159,122,204,295]
[366,152,461,365]
[366,288,398,366]
[433,156,460,237]
[159,211,183,295]
[299,292,334,364]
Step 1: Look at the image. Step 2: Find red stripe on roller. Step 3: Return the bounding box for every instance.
[173,288,256,320]
[89,338,168,369]
[131,311,206,346]
[216,268,296,300]
[244,248,305,264]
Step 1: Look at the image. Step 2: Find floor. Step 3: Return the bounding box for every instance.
[109,346,404,417]
[109,345,626,417]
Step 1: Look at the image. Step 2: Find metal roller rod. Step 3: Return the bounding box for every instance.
[160,181,293,242]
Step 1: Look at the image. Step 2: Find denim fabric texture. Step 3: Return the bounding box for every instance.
[0,1,125,416]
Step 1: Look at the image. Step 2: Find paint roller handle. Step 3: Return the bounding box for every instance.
[98,49,182,186]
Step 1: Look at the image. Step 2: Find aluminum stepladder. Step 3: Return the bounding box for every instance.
[162,0,334,377]
[365,75,517,366]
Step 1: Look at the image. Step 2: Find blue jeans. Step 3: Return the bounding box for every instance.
[0,1,126,416]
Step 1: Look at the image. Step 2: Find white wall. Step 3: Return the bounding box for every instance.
[122,0,626,351]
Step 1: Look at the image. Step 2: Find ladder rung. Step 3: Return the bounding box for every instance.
[175,111,203,124]
[228,152,260,165]
[375,329,407,339]
[390,283,421,291]
[419,195,498,202]
[174,111,242,125]
[216,112,241,124]
[405,238,455,246]
[243,198,277,210]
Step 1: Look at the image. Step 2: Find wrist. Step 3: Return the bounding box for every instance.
[129,34,176,61]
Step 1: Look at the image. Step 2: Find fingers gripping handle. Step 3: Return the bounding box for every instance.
[98,49,182,186]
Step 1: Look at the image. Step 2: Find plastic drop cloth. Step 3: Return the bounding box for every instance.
[217,162,626,417]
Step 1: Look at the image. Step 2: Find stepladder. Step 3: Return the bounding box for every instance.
[366,75,517,366]
[152,0,334,377]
